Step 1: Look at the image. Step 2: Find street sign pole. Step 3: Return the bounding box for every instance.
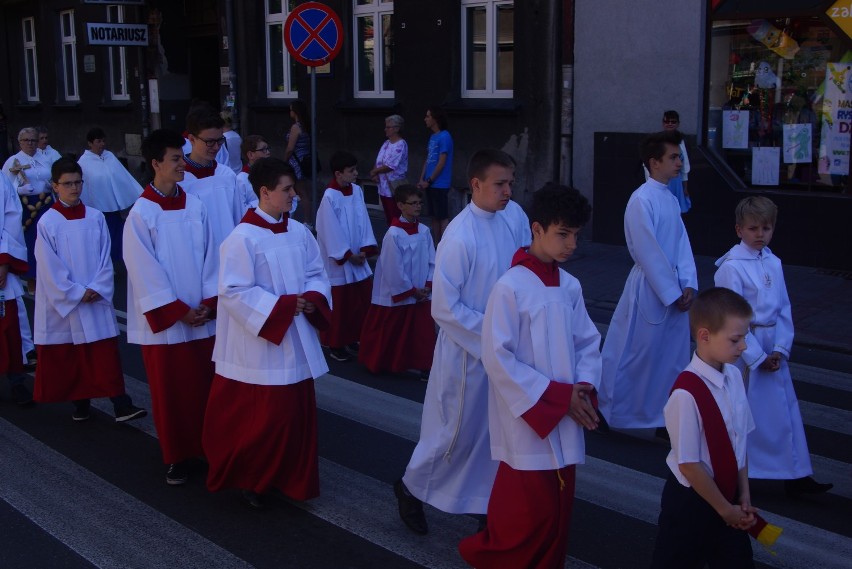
[311,66,317,225]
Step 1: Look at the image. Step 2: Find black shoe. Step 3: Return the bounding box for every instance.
[785,476,833,497]
[393,479,428,535]
[23,350,37,371]
[11,384,34,407]
[655,427,670,442]
[474,514,487,533]
[166,463,189,486]
[328,348,352,362]
[419,369,430,382]
[115,405,147,423]
[241,489,266,510]
[346,342,360,354]
[72,407,90,422]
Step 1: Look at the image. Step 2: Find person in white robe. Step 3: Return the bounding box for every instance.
[36,127,62,165]
[599,130,697,430]
[221,110,243,174]
[714,196,831,496]
[394,149,531,535]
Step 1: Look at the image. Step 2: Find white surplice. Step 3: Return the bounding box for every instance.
[123,189,218,345]
[402,201,531,514]
[34,206,118,345]
[315,183,377,286]
[213,211,330,386]
[599,178,698,429]
[37,146,62,166]
[181,164,241,250]
[714,242,812,479]
[0,174,25,301]
[3,150,52,197]
[234,171,259,215]
[371,221,434,306]
[77,150,143,212]
[482,264,601,470]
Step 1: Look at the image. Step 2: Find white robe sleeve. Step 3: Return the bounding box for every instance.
[200,206,219,301]
[316,193,352,261]
[624,197,684,306]
[86,214,117,303]
[34,218,86,318]
[482,281,551,418]
[1,176,26,261]
[302,230,332,304]
[431,238,484,359]
[680,141,690,182]
[357,192,378,250]
[571,284,603,389]
[426,232,436,283]
[773,266,794,359]
[714,262,767,369]
[122,210,180,312]
[218,232,280,337]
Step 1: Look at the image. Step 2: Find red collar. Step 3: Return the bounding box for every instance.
[241,208,289,234]
[328,178,353,197]
[390,216,419,235]
[241,164,250,174]
[51,201,86,220]
[183,157,217,179]
[511,248,560,287]
[141,185,187,211]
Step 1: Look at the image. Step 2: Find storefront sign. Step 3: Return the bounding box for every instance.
[86,23,148,46]
[818,62,852,176]
[827,1,852,41]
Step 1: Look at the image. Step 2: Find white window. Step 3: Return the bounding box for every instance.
[60,10,79,101]
[22,17,39,102]
[266,0,299,98]
[461,0,513,98]
[107,6,130,100]
[353,0,394,98]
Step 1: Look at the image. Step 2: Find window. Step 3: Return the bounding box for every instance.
[107,6,129,100]
[266,0,299,98]
[353,0,395,98]
[461,0,513,98]
[706,14,852,194]
[22,17,39,102]
[60,10,79,101]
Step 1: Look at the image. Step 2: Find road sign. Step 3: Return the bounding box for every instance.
[283,2,343,67]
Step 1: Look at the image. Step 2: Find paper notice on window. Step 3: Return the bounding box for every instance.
[723,110,749,149]
[782,124,812,163]
[818,62,852,176]
[752,147,780,185]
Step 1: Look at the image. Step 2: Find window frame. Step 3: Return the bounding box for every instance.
[352,0,395,99]
[265,0,299,99]
[107,5,130,101]
[22,17,39,102]
[59,9,80,102]
[460,0,514,99]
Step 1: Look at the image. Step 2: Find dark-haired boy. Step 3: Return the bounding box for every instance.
[203,157,331,508]
[395,149,531,535]
[181,109,241,250]
[650,287,760,568]
[77,127,143,263]
[459,183,600,569]
[315,151,378,362]
[33,158,145,423]
[358,184,436,375]
[123,129,218,485]
[599,130,698,432]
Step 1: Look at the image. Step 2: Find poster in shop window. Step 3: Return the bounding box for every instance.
[752,147,780,185]
[722,110,749,149]
[783,124,812,164]
[818,62,852,176]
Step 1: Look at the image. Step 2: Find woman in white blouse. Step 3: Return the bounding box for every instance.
[370,114,408,225]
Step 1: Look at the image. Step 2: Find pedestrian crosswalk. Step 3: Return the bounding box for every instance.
[3,357,849,569]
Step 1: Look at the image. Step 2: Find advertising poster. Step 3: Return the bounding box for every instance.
[723,110,749,149]
[818,62,852,176]
[783,124,812,163]
[752,147,780,185]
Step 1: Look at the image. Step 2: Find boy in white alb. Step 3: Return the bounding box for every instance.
[180,109,241,250]
[123,130,218,486]
[599,130,697,431]
[203,158,331,509]
[33,159,145,423]
[459,184,601,569]
[315,151,378,362]
[359,184,436,375]
[394,149,532,535]
[714,197,831,496]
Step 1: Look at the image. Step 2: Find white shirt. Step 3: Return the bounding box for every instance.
[78,149,143,212]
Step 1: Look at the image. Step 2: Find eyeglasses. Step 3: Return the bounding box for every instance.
[404,200,423,206]
[19,139,37,143]
[663,119,679,124]
[198,136,226,148]
[58,180,84,188]
[384,125,399,129]
[253,146,271,153]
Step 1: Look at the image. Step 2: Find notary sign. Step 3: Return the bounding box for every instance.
[87,23,148,46]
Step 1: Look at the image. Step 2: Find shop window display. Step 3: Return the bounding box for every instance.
[707,16,851,194]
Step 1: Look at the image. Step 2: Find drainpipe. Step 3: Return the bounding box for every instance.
[224,0,238,131]
[560,0,574,186]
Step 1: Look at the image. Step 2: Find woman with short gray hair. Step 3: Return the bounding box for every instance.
[370,114,408,225]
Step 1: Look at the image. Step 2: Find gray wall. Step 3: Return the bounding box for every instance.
[573,0,706,206]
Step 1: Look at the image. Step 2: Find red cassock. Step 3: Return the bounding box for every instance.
[141,337,215,464]
[358,301,436,373]
[34,337,125,401]
[0,298,24,374]
[320,277,372,349]
[203,375,320,500]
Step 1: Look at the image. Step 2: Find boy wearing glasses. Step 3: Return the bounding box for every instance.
[359,184,435,375]
[32,158,146,423]
[181,108,241,249]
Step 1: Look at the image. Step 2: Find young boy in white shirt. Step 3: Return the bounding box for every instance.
[459,183,600,569]
[315,151,378,362]
[32,158,145,423]
[714,196,831,496]
[203,157,331,509]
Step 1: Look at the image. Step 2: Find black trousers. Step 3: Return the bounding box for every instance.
[650,474,754,569]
